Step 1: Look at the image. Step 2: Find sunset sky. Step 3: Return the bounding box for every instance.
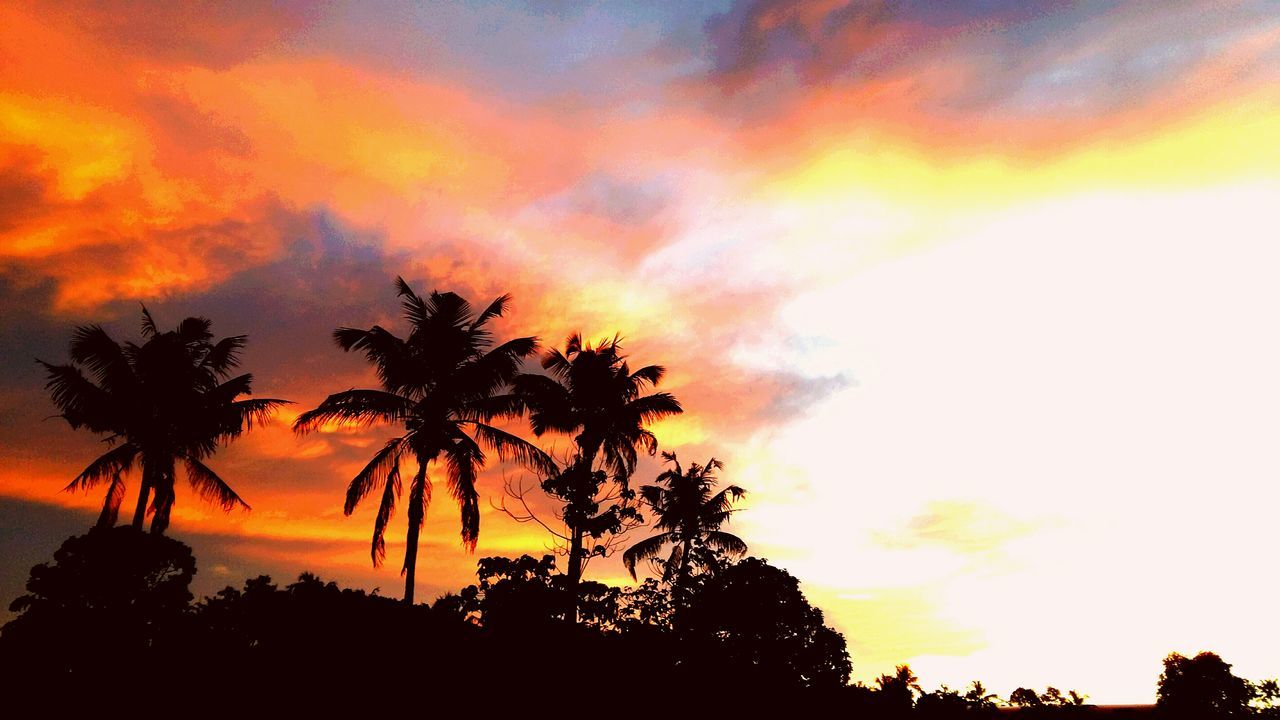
[3,0,1280,703]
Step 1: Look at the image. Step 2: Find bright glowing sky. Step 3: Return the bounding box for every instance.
[2,0,1279,703]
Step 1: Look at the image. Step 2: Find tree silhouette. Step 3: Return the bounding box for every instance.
[876,664,923,715]
[682,556,851,690]
[0,526,195,676]
[511,333,682,620]
[295,278,555,604]
[40,309,288,533]
[1158,651,1255,718]
[622,451,747,604]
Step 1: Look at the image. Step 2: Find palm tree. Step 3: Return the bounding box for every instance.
[514,333,683,620]
[622,451,747,600]
[294,278,555,604]
[41,309,288,534]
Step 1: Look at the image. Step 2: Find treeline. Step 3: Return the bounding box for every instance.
[3,527,1278,716]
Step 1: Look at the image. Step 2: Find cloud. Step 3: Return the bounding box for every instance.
[697,0,1280,156]
[873,500,1040,556]
[42,1,319,69]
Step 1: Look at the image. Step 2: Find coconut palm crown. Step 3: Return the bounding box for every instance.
[623,451,747,589]
[293,277,555,604]
[40,308,288,534]
[512,333,683,617]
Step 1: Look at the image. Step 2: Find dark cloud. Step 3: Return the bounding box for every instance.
[0,154,55,234]
[764,371,850,422]
[700,0,1280,123]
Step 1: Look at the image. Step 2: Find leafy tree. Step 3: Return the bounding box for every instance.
[511,333,682,620]
[40,309,287,533]
[617,577,675,631]
[622,451,747,604]
[965,681,1001,710]
[442,554,620,633]
[295,279,555,604]
[876,664,923,714]
[0,527,195,674]
[1009,687,1043,708]
[1158,651,1255,718]
[1255,679,1280,718]
[682,557,851,689]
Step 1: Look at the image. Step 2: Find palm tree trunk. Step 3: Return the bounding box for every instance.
[563,448,597,624]
[403,466,428,605]
[403,517,420,605]
[676,540,693,601]
[565,525,584,623]
[131,463,153,530]
[148,461,176,535]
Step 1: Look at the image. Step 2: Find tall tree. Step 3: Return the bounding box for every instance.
[41,309,287,534]
[622,451,747,602]
[513,333,682,621]
[295,278,554,604]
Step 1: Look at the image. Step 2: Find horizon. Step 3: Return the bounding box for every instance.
[2,1,1279,705]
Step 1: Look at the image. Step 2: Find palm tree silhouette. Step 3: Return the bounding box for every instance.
[295,278,555,604]
[622,451,747,599]
[514,333,682,620]
[40,309,288,534]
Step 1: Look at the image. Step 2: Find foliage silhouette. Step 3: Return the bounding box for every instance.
[40,308,287,533]
[9,531,1280,716]
[295,278,555,603]
[622,451,747,605]
[1157,652,1255,718]
[435,554,620,634]
[681,556,852,690]
[511,333,682,620]
[0,526,194,677]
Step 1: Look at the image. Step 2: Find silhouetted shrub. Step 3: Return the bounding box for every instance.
[681,556,852,690]
[1157,652,1254,718]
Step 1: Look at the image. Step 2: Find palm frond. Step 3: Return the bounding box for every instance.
[469,422,557,477]
[541,345,574,378]
[68,325,134,392]
[344,436,406,515]
[622,532,671,580]
[139,305,159,337]
[64,443,140,493]
[96,472,128,527]
[442,436,482,550]
[467,392,526,423]
[176,316,214,346]
[371,461,402,566]
[472,293,512,329]
[225,398,291,434]
[332,326,413,392]
[704,530,748,557]
[395,276,431,328]
[402,465,431,577]
[39,361,115,431]
[462,336,539,396]
[293,389,410,434]
[184,455,249,512]
[629,364,665,388]
[202,335,247,378]
[706,485,747,514]
[207,373,254,404]
[624,392,684,426]
[512,374,577,435]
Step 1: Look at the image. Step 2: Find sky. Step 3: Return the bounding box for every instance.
[2,0,1279,704]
